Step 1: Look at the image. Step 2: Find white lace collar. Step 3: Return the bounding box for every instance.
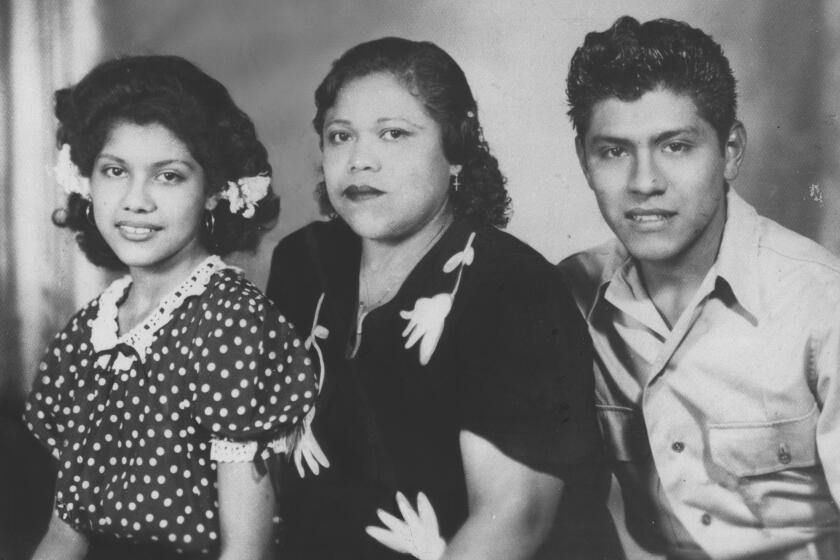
[90,256,230,363]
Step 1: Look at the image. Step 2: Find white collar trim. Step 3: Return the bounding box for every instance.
[90,256,229,363]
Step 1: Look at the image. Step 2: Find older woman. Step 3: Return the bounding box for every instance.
[267,37,604,560]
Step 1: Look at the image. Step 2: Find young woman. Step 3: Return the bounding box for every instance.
[267,38,605,560]
[24,55,319,560]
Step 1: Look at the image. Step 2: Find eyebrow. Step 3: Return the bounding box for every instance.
[96,153,197,170]
[653,127,701,144]
[589,126,701,146]
[323,117,425,129]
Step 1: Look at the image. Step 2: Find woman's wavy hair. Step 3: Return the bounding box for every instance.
[566,16,737,148]
[312,37,510,227]
[53,55,278,270]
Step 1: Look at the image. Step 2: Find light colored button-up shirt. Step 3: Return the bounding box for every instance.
[559,189,840,559]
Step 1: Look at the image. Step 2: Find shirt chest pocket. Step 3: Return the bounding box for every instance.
[596,404,651,462]
[708,404,820,476]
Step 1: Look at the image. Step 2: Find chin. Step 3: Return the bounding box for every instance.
[340,213,397,241]
[620,238,685,264]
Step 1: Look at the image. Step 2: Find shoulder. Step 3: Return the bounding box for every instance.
[271,220,354,266]
[556,239,624,316]
[471,226,555,280]
[68,295,103,331]
[268,219,356,294]
[35,294,104,380]
[50,291,105,345]
[464,227,582,324]
[196,268,302,335]
[755,217,840,309]
[204,268,272,312]
[757,216,840,280]
[557,239,621,284]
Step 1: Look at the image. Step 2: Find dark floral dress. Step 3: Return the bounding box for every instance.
[267,219,602,559]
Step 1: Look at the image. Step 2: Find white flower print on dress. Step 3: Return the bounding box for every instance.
[294,292,330,477]
[400,232,476,366]
[366,491,445,560]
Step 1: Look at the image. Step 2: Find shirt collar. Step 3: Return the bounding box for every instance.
[590,188,762,322]
[713,188,761,317]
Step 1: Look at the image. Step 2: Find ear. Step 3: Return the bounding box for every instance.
[574,136,593,186]
[449,164,463,177]
[723,120,747,182]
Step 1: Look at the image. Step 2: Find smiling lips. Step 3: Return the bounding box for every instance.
[625,208,676,228]
[116,221,161,241]
[343,184,384,202]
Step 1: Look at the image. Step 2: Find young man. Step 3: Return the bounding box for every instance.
[559,16,840,560]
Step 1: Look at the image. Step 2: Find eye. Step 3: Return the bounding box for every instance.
[599,146,627,159]
[156,170,184,184]
[663,141,691,154]
[101,166,126,178]
[382,128,410,141]
[326,130,352,145]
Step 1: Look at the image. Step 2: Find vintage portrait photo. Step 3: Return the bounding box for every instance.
[1,1,838,558]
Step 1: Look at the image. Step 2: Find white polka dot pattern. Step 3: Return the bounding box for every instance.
[23,260,318,554]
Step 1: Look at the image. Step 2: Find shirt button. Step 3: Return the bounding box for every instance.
[701,513,712,525]
[778,444,792,465]
[671,441,685,452]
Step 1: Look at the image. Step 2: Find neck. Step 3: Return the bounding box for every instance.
[637,207,726,327]
[360,204,454,272]
[123,250,211,327]
[358,204,454,310]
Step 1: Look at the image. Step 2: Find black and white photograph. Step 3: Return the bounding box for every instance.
[1,1,839,559]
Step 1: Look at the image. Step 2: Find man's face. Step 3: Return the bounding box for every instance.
[577,87,745,271]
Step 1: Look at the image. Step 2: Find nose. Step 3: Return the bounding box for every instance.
[121,176,156,212]
[628,151,665,196]
[348,137,380,173]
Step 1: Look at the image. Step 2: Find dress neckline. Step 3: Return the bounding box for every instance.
[90,255,230,362]
[345,220,479,361]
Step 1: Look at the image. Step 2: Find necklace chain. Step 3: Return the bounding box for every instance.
[350,218,451,359]
[358,219,450,312]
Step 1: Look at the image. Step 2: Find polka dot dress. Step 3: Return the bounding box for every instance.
[24,257,318,556]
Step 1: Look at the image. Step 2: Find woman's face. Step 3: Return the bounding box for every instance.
[90,121,212,277]
[321,73,458,243]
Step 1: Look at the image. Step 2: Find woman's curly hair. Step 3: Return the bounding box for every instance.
[312,37,510,228]
[53,55,278,270]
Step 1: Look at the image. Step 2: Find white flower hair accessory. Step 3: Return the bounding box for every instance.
[54,144,91,198]
[216,173,271,218]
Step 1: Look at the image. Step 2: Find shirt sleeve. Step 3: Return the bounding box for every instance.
[23,305,97,461]
[456,246,599,476]
[812,308,840,503]
[190,278,319,450]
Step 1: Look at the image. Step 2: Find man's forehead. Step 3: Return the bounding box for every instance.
[586,88,708,142]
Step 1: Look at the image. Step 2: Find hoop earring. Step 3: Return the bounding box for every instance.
[85,203,95,225]
[204,210,215,236]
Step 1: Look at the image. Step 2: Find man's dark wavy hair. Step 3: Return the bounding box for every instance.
[566,16,737,147]
[312,37,510,227]
[53,55,278,270]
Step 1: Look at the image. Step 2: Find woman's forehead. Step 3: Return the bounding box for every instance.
[326,73,432,124]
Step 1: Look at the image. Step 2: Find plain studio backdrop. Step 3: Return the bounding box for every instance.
[0,1,838,559]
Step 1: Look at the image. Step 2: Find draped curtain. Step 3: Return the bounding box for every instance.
[0,0,103,417]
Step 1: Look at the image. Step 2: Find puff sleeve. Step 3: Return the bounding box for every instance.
[456,239,599,476]
[23,303,98,461]
[188,277,319,461]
